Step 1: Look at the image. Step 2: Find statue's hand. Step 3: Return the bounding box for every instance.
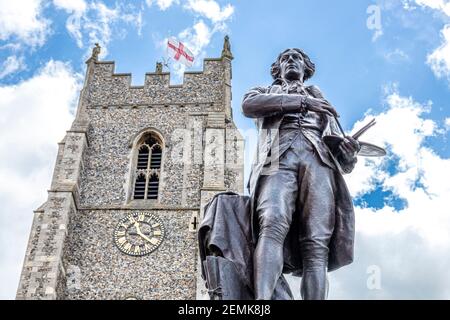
[303,97,339,118]
[338,136,360,165]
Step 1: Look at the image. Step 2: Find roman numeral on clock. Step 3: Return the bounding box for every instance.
[114,212,165,256]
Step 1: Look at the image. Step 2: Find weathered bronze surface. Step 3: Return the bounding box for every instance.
[200,48,361,300]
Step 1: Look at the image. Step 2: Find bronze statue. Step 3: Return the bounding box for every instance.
[199,48,384,300]
[243,48,359,300]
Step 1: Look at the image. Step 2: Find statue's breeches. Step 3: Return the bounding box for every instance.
[255,130,337,267]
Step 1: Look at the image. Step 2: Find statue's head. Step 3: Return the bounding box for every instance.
[271,48,315,83]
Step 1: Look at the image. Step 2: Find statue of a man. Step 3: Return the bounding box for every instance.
[242,48,360,300]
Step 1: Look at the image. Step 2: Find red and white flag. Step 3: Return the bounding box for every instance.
[167,37,195,67]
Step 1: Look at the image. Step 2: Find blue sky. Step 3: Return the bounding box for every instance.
[1,0,450,299]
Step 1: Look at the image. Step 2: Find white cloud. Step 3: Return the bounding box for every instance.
[0,55,25,79]
[0,43,22,51]
[179,19,212,55]
[168,20,212,79]
[427,24,450,80]
[415,0,450,15]
[55,1,116,52]
[347,93,435,194]
[445,117,450,129]
[135,10,144,37]
[285,89,450,299]
[82,1,119,54]
[146,0,179,11]
[409,0,450,82]
[184,0,234,23]
[157,12,231,80]
[53,1,142,57]
[160,2,234,80]
[146,0,234,23]
[0,0,50,47]
[335,90,450,298]
[148,0,234,81]
[53,0,87,15]
[0,60,81,299]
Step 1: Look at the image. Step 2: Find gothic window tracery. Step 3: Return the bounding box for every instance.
[133,133,162,200]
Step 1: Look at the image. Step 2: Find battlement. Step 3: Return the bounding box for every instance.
[87,57,230,107]
[94,57,224,86]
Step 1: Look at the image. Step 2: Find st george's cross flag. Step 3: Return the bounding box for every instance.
[167,37,195,67]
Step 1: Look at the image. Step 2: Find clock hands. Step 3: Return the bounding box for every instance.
[134,222,153,244]
[114,213,164,256]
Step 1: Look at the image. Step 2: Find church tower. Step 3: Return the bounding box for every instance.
[16,37,244,300]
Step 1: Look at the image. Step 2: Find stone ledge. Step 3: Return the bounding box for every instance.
[78,205,200,211]
[200,186,227,191]
[86,102,216,109]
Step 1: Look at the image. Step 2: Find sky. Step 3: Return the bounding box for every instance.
[1,0,450,300]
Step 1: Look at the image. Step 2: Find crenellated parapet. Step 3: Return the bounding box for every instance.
[87,58,229,108]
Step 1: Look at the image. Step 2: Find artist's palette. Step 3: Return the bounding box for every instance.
[323,135,386,157]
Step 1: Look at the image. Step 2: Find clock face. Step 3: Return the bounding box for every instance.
[114,212,165,256]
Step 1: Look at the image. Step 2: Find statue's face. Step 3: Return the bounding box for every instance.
[279,49,305,82]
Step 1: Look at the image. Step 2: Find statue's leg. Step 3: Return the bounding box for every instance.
[253,149,298,300]
[296,145,336,300]
[300,249,329,300]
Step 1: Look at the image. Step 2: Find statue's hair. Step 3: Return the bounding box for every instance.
[271,48,315,83]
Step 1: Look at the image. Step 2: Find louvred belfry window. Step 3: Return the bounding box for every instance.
[133,134,162,200]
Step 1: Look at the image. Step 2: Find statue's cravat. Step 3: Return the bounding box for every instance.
[280,79,307,94]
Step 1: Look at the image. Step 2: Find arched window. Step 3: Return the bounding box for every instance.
[133,133,163,200]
